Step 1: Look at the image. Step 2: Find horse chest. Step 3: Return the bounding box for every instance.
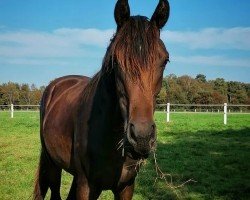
[87,155,137,189]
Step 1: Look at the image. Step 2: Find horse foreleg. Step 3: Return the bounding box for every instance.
[66,176,77,200]
[113,183,135,200]
[73,174,101,200]
[48,165,62,200]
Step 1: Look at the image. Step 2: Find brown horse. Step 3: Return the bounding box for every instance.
[34,0,170,199]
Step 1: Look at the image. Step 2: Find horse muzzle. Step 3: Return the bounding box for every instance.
[125,121,156,159]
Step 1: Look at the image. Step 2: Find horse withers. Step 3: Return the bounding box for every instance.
[34,0,170,199]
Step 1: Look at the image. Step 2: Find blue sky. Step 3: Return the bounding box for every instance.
[0,0,250,86]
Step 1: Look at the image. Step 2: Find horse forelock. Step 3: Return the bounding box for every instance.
[103,16,160,81]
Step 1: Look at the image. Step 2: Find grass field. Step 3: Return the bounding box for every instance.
[0,112,249,200]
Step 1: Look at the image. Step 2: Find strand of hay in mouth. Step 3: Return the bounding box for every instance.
[153,151,196,190]
[125,159,146,169]
[135,159,146,173]
[125,159,146,174]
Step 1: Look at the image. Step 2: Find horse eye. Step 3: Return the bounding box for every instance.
[161,58,169,67]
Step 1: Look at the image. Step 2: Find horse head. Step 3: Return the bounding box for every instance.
[110,0,170,159]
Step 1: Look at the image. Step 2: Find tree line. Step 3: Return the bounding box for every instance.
[0,74,249,106]
[157,74,249,105]
[0,83,45,105]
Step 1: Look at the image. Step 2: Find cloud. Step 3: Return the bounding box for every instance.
[54,28,114,47]
[172,55,250,68]
[0,28,114,58]
[0,27,249,68]
[0,57,70,66]
[162,27,250,50]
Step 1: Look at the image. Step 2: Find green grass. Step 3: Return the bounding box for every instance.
[0,112,249,199]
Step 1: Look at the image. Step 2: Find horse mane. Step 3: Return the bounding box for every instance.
[82,72,101,102]
[103,16,160,80]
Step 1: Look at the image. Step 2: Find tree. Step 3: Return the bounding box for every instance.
[211,91,227,104]
[212,78,227,96]
[30,84,43,104]
[156,88,167,104]
[165,76,188,104]
[195,74,206,83]
[20,84,31,105]
[227,81,248,104]
[1,82,20,104]
[0,85,4,105]
[194,92,209,104]
[177,75,198,103]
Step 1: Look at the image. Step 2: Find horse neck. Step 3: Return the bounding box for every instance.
[87,69,124,146]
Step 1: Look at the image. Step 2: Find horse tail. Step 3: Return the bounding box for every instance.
[33,159,43,200]
[33,88,49,200]
[33,148,52,200]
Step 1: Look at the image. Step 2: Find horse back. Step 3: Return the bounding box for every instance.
[40,75,90,172]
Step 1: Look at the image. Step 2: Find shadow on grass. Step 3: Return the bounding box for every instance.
[135,128,250,200]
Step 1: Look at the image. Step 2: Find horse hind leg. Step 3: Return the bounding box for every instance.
[34,149,62,200]
[113,183,135,200]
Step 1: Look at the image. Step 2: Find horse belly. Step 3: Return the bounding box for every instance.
[43,129,73,170]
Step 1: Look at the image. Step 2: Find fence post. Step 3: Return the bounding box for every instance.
[167,103,170,122]
[224,103,227,125]
[11,104,14,118]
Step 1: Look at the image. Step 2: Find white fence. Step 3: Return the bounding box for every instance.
[1,103,250,125]
[0,104,40,117]
[164,103,230,124]
[157,103,250,125]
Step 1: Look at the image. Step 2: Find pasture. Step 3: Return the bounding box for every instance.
[0,112,249,199]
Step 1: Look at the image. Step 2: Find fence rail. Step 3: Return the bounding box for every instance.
[156,103,250,125]
[1,103,250,125]
[0,104,40,117]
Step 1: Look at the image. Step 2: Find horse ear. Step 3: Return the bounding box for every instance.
[151,0,170,29]
[114,0,130,30]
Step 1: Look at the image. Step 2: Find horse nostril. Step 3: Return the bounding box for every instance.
[129,123,137,142]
